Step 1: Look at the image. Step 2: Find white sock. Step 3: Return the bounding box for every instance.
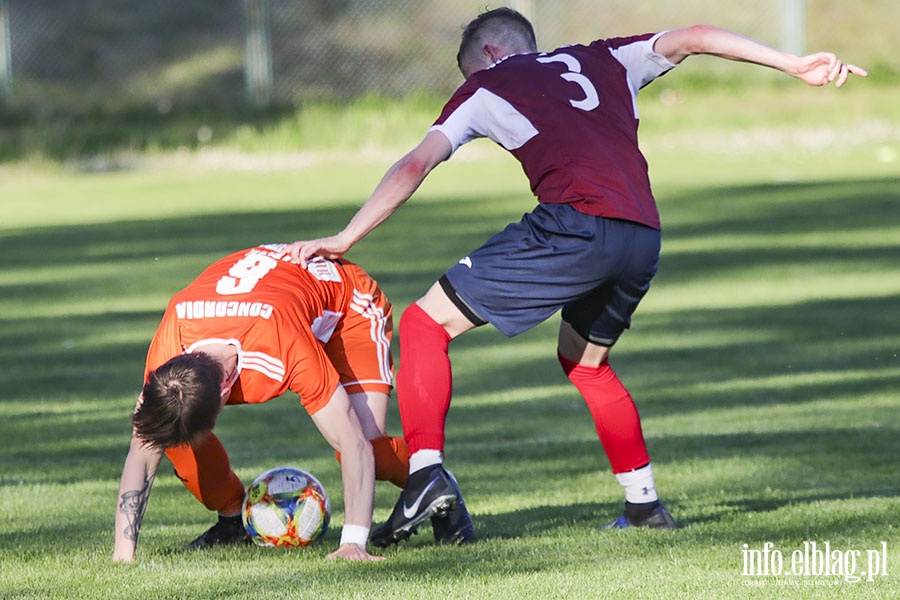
[615,463,659,504]
[409,449,443,475]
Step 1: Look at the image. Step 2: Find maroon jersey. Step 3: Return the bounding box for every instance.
[431,32,676,230]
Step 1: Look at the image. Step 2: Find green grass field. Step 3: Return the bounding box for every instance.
[0,85,898,599]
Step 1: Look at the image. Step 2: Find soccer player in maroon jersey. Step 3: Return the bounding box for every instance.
[289,8,866,545]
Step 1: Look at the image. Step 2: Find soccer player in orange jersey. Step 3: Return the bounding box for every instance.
[113,244,406,562]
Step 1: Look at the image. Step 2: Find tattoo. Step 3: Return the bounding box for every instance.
[119,472,155,543]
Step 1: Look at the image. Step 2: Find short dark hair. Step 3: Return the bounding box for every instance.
[133,353,224,449]
[457,7,537,74]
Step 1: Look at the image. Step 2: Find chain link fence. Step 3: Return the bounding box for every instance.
[0,0,888,114]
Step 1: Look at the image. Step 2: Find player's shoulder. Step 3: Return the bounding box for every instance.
[590,32,658,51]
[302,256,347,286]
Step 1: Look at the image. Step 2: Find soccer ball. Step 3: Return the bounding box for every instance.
[242,466,331,547]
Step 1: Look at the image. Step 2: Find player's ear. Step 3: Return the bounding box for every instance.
[219,385,232,408]
[484,43,502,62]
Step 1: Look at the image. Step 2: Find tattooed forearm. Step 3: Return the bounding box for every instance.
[119,472,155,543]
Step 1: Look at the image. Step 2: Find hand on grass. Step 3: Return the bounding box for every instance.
[326,543,386,562]
[112,547,135,563]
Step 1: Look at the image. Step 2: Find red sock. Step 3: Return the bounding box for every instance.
[396,303,453,454]
[558,352,650,474]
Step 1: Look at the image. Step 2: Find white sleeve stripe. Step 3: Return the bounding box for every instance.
[609,32,677,96]
[433,87,538,153]
[241,362,284,382]
[242,351,285,372]
[241,351,286,382]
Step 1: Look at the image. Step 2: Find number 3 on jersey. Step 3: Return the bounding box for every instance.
[537,53,599,112]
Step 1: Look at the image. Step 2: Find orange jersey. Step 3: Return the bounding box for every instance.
[144,245,393,414]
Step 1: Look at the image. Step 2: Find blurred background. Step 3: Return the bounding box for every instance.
[0,0,896,161]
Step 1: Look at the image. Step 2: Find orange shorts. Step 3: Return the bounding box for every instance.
[322,260,394,402]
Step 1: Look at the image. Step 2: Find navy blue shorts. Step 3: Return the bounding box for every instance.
[442,203,661,346]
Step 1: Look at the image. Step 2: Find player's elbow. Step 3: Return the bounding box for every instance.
[665,24,722,59]
[397,152,432,180]
[394,132,451,181]
[685,25,720,42]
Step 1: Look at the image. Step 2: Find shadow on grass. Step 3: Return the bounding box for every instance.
[0,177,897,551]
[442,293,900,414]
[467,490,894,544]
[0,104,298,162]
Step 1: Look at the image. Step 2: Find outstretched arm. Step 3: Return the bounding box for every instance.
[311,385,384,562]
[113,436,164,562]
[288,129,453,267]
[654,25,867,87]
